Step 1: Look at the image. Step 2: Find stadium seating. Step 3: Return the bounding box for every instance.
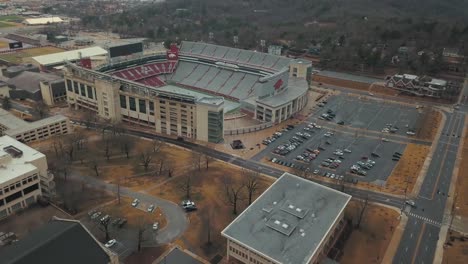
[170,61,261,101]
[111,61,177,87]
[179,41,291,72]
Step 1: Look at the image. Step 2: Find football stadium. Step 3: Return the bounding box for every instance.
[64,41,312,143]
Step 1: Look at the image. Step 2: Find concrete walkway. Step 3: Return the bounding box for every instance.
[68,171,188,244]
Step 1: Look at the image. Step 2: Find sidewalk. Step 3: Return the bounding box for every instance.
[382,213,408,263]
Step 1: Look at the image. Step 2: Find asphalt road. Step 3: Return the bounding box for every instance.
[393,111,465,264]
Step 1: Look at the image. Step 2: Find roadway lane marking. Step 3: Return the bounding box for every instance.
[429,116,461,199]
[411,223,426,264]
[406,212,442,227]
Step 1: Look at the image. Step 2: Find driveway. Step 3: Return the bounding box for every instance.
[68,171,188,245]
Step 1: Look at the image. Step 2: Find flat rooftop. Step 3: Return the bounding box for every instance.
[0,135,45,184]
[5,114,68,136]
[222,173,351,264]
[0,109,27,130]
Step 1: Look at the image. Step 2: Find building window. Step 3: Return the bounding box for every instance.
[79,83,86,96]
[139,99,146,114]
[120,95,127,108]
[149,101,154,111]
[66,79,72,92]
[87,86,94,99]
[73,81,79,94]
[129,97,136,111]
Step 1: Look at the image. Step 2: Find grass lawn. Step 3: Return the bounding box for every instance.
[0,46,65,64]
[443,231,468,264]
[378,143,430,195]
[0,15,23,23]
[341,201,400,264]
[452,117,468,218]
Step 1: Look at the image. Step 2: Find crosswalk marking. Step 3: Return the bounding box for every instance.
[406,212,442,227]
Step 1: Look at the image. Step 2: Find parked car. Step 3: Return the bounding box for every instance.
[100,215,110,224]
[181,200,197,211]
[147,204,155,213]
[131,199,139,207]
[405,200,416,207]
[153,222,159,230]
[105,239,116,248]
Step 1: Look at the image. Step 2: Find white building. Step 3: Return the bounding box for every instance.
[0,136,54,219]
[0,109,70,143]
[23,17,63,26]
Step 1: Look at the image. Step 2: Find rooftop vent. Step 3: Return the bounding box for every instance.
[3,146,23,158]
[266,218,296,236]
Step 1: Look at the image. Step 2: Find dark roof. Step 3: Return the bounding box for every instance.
[0,220,111,264]
[158,247,204,264]
[7,71,62,93]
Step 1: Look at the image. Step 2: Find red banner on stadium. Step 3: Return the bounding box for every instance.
[167,43,179,61]
[79,58,92,69]
[274,79,284,90]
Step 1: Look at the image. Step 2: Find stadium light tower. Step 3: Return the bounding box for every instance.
[209,32,214,42]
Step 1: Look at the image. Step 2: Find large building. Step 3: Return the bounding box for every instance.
[385,74,450,98]
[63,41,311,143]
[31,46,108,71]
[0,135,55,219]
[6,71,64,102]
[0,109,70,143]
[221,173,351,264]
[0,218,119,264]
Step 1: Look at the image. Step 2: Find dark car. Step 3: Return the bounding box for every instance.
[337,121,344,125]
[117,218,127,228]
[371,152,380,158]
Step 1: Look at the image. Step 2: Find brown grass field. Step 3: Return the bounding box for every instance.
[341,202,400,264]
[0,46,65,64]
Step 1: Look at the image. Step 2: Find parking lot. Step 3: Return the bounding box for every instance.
[253,95,421,183]
[313,95,423,136]
[79,198,163,260]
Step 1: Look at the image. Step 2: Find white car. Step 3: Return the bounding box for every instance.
[344,149,352,153]
[405,200,416,207]
[152,222,159,230]
[131,199,139,207]
[382,138,389,142]
[406,131,416,136]
[105,239,116,248]
[147,204,155,212]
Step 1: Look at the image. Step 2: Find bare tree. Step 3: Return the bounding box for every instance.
[224,177,245,215]
[205,209,213,246]
[116,176,121,205]
[356,195,369,229]
[139,148,153,171]
[103,137,111,161]
[192,151,203,171]
[243,169,261,205]
[118,135,134,159]
[179,174,192,199]
[136,216,151,252]
[91,160,99,177]
[83,111,95,129]
[203,153,214,170]
[152,139,162,154]
[99,219,111,241]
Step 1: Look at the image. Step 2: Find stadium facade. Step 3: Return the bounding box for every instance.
[64,41,311,143]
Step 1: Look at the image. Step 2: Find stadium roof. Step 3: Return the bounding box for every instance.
[0,218,114,264]
[257,78,308,108]
[222,172,351,264]
[32,47,108,66]
[23,17,63,25]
